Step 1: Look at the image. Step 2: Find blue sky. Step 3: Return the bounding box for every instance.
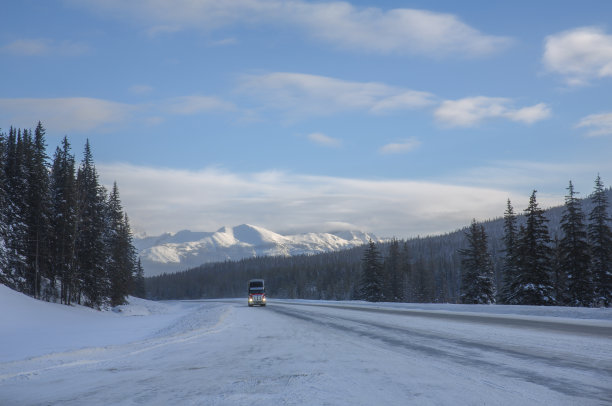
[2,0,612,238]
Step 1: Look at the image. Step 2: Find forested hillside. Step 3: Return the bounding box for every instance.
[146,185,612,306]
[0,123,144,309]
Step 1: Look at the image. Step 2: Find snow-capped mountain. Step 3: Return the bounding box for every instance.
[134,224,384,276]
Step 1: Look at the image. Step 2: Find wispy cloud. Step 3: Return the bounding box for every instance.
[576,112,612,137]
[434,96,551,127]
[160,95,236,115]
[239,72,435,119]
[98,163,521,238]
[99,159,612,238]
[283,2,512,56]
[0,94,236,133]
[0,97,134,133]
[446,159,610,205]
[73,0,511,57]
[307,132,342,148]
[2,38,90,56]
[543,26,612,86]
[379,138,421,154]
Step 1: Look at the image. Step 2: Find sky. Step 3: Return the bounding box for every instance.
[1,0,612,238]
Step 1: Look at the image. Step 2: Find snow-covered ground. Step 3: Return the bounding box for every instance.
[1,285,611,405]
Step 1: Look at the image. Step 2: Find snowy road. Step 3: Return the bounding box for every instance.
[1,294,612,405]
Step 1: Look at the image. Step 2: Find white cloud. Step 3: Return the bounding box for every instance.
[307,132,341,148]
[504,103,551,124]
[434,96,551,127]
[0,97,134,133]
[291,3,512,56]
[543,26,612,86]
[161,95,236,115]
[239,72,435,118]
[2,38,90,56]
[0,94,236,133]
[379,138,421,154]
[446,159,612,209]
[576,112,612,137]
[73,0,511,57]
[98,163,520,238]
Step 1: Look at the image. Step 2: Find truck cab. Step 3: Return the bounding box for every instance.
[248,279,266,307]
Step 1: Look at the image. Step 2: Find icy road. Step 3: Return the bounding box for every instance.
[1,292,612,405]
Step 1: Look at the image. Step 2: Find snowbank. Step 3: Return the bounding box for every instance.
[0,285,182,362]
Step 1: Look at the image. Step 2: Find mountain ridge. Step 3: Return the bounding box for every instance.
[135,224,384,276]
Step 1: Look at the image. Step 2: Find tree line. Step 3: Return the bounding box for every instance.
[148,177,611,308]
[452,177,611,307]
[0,123,145,308]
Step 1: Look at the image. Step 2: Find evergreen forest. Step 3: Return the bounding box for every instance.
[0,123,145,309]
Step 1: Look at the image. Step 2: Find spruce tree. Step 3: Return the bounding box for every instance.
[500,199,519,304]
[550,235,569,305]
[588,175,612,306]
[384,238,403,301]
[5,128,28,292]
[106,183,136,306]
[559,181,592,306]
[24,122,52,298]
[459,219,496,304]
[0,129,9,285]
[401,242,415,302]
[50,137,78,304]
[76,140,109,308]
[511,191,554,305]
[360,239,384,302]
[131,257,146,298]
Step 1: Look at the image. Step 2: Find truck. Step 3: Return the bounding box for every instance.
[248,279,266,307]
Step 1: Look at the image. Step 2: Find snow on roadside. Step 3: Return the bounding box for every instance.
[0,285,221,363]
[112,295,177,316]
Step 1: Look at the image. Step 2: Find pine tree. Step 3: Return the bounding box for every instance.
[131,257,146,298]
[588,175,612,306]
[4,128,28,292]
[0,129,9,284]
[559,181,592,306]
[400,242,414,303]
[24,122,52,299]
[384,238,403,301]
[511,191,554,305]
[76,140,109,308]
[500,199,519,304]
[106,183,136,306]
[550,236,568,305]
[360,239,384,302]
[50,137,78,304]
[459,219,496,304]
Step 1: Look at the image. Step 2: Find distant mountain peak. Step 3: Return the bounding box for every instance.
[134,224,383,277]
